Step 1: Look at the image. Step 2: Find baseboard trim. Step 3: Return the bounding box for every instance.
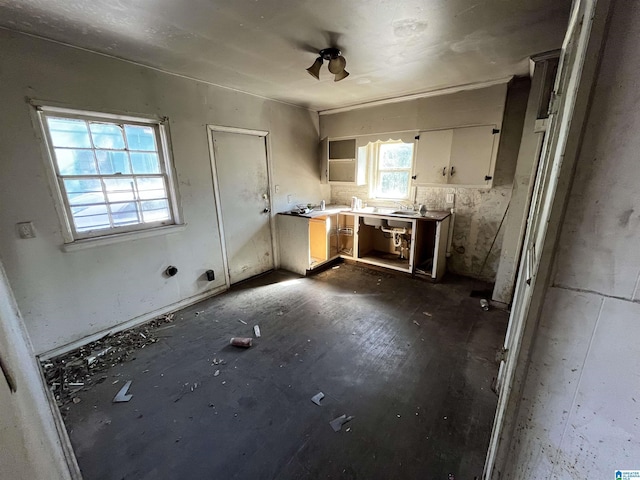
[39,285,228,360]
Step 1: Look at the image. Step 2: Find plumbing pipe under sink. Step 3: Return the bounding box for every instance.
[380,225,409,259]
[380,226,407,247]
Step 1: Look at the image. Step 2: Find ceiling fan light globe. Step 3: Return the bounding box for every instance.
[334,69,350,82]
[328,55,346,74]
[306,57,323,80]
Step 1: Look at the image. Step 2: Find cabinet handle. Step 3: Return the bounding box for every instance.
[450,166,456,176]
[442,167,446,177]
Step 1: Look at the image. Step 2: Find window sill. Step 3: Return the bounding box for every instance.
[61,223,187,252]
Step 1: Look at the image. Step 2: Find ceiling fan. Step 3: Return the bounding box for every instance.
[306,48,349,82]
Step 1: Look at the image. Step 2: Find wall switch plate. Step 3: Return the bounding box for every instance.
[275,185,280,193]
[287,194,292,204]
[446,193,455,204]
[17,222,35,239]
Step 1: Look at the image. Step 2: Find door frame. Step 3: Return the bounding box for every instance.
[206,125,277,287]
[483,0,613,477]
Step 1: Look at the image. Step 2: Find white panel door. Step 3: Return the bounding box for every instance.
[484,0,608,476]
[211,130,274,284]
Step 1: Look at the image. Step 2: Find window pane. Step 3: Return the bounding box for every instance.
[54,148,97,175]
[46,118,91,148]
[130,152,160,173]
[64,179,104,206]
[103,178,136,203]
[110,202,140,226]
[137,177,167,200]
[379,143,413,169]
[141,199,170,223]
[125,125,156,151]
[89,123,125,149]
[96,150,131,174]
[378,171,410,198]
[72,203,110,232]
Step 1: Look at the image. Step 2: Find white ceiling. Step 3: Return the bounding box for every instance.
[0,0,571,111]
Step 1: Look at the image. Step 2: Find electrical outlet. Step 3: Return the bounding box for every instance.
[275,185,280,193]
[17,222,35,239]
[446,193,455,204]
[287,194,292,204]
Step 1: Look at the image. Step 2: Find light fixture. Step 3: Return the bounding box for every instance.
[306,48,350,82]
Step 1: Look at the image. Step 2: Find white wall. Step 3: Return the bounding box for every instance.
[0,30,327,355]
[320,83,529,281]
[503,0,640,476]
[0,261,75,479]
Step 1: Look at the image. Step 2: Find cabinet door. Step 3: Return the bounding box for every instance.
[309,217,328,265]
[413,129,453,185]
[319,137,328,184]
[448,125,497,185]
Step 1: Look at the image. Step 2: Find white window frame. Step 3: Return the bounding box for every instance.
[368,139,415,200]
[36,105,181,243]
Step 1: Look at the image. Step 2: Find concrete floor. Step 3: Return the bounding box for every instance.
[63,264,508,480]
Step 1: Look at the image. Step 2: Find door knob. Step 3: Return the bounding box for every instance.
[263,207,271,213]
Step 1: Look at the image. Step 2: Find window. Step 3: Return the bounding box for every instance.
[38,107,179,241]
[370,140,414,199]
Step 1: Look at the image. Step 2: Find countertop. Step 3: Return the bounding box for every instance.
[279,206,451,222]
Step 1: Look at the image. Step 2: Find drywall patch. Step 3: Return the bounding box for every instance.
[393,19,428,38]
[450,30,495,53]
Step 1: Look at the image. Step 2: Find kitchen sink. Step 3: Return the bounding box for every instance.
[391,210,420,216]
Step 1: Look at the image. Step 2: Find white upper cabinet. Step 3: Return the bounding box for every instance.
[321,137,366,185]
[413,125,499,187]
[412,129,453,185]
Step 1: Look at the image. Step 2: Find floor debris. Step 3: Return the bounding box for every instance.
[253,325,261,337]
[40,312,174,411]
[311,392,325,406]
[422,312,432,317]
[213,370,220,377]
[113,380,133,403]
[413,320,420,326]
[230,337,252,348]
[86,347,112,366]
[238,319,248,325]
[329,414,354,432]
